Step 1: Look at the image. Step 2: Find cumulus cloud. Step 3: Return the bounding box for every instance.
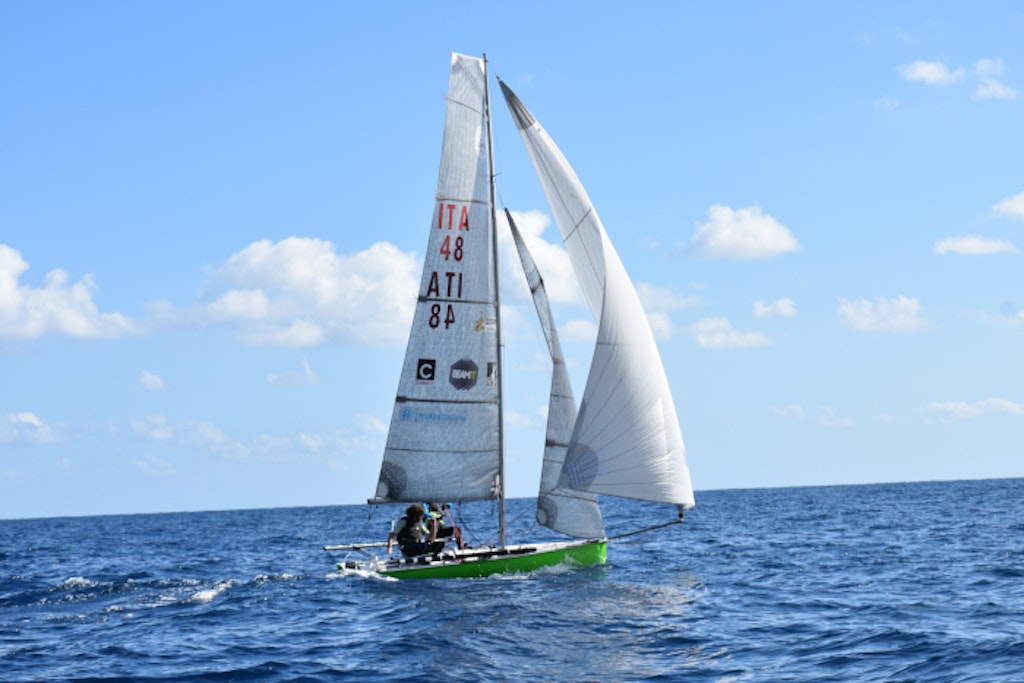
[690,317,771,349]
[898,60,965,85]
[500,210,584,307]
[838,296,927,332]
[0,411,59,444]
[933,235,1017,255]
[137,371,166,392]
[927,398,1024,419]
[194,237,418,348]
[993,191,1024,221]
[692,205,799,260]
[753,297,797,319]
[0,245,137,340]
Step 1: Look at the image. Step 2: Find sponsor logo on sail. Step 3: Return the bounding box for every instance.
[473,317,497,333]
[486,361,497,387]
[400,406,468,423]
[449,358,478,390]
[416,358,436,383]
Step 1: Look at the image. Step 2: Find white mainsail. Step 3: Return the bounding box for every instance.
[499,81,694,509]
[505,210,604,539]
[373,54,500,504]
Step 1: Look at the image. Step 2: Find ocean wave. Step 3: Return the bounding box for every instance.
[187,579,235,604]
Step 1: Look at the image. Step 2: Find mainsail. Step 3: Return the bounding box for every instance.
[499,81,694,509]
[373,54,500,504]
[505,210,604,539]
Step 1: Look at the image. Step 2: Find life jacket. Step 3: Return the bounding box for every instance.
[395,516,428,545]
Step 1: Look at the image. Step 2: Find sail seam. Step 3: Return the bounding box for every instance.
[395,397,499,406]
[417,296,494,305]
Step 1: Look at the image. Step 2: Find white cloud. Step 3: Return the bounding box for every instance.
[138,371,166,392]
[690,317,771,349]
[972,59,1018,101]
[207,289,269,321]
[838,296,927,332]
[993,192,1024,221]
[239,320,326,347]
[898,58,1017,100]
[0,411,59,444]
[753,297,797,319]
[561,318,598,344]
[973,79,1018,101]
[637,283,701,312]
[0,245,137,340]
[898,60,965,85]
[933,235,1017,255]
[267,359,319,386]
[501,210,584,306]
[692,205,799,260]
[927,398,1024,419]
[636,282,700,340]
[196,238,418,348]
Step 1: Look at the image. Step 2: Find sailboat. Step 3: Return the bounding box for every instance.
[326,53,694,579]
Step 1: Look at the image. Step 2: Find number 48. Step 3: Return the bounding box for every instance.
[439,235,464,261]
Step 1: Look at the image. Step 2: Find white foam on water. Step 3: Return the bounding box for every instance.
[188,579,235,603]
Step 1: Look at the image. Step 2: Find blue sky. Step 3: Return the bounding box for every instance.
[2,2,1022,519]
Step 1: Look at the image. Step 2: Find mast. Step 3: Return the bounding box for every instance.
[483,55,506,548]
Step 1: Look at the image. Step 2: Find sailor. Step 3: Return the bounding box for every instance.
[426,502,466,549]
[387,504,444,557]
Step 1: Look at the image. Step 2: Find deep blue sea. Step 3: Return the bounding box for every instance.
[2,478,1023,682]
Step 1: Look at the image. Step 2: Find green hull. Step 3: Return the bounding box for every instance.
[349,540,607,579]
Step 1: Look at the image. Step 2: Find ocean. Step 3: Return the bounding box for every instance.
[2,478,1022,682]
